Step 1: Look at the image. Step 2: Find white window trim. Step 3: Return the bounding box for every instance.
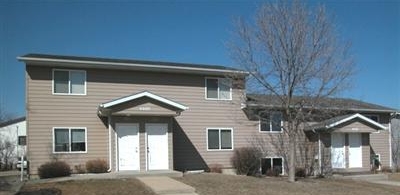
[258,112,284,133]
[262,156,285,175]
[206,127,234,151]
[204,77,232,100]
[52,69,87,95]
[53,127,87,154]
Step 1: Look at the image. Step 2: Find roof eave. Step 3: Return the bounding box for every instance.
[18,56,248,76]
[245,103,395,113]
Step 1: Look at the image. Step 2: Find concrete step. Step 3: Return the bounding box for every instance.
[137,176,196,195]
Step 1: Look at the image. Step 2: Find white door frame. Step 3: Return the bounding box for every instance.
[331,133,345,168]
[145,123,169,170]
[349,133,362,168]
[116,123,140,171]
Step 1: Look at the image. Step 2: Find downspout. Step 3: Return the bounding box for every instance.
[318,132,322,175]
[107,115,112,172]
[389,122,392,168]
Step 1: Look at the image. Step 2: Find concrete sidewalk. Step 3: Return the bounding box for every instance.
[137,176,198,195]
[342,173,400,187]
[0,171,24,195]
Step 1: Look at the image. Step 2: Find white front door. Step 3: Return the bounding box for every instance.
[331,133,345,168]
[117,123,140,171]
[146,123,169,170]
[349,133,362,168]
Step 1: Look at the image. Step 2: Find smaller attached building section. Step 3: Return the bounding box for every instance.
[309,113,387,173]
[97,91,188,172]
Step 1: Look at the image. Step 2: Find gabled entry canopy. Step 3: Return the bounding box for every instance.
[308,113,387,133]
[98,91,188,116]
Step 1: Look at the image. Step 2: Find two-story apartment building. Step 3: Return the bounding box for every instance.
[19,54,396,175]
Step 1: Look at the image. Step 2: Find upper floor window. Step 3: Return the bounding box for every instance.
[260,112,283,132]
[54,127,87,153]
[53,69,86,95]
[205,78,232,100]
[364,114,379,123]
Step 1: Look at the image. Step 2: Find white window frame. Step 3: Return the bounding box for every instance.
[53,127,87,154]
[259,112,283,133]
[204,77,232,100]
[52,69,87,95]
[261,156,285,175]
[206,127,234,151]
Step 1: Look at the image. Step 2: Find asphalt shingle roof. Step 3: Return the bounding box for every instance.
[246,94,396,113]
[19,53,242,72]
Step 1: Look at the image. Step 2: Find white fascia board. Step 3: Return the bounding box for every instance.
[100,91,188,110]
[326,113,387,130]
[17,56,247,75]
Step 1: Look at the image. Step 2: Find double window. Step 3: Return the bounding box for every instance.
[205,78,232,100]
[207,128,233,150]
[54,127,87,153]
[261,157,284,175]
[53,69,86,95]
[260,112,283,132]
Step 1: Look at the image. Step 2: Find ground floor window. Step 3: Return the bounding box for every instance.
[261,157,283,175]
[54,127,86,153]
[207,128,233,150]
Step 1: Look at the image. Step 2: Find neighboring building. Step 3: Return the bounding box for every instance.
[18,54,397,175]
[0,117,27,168]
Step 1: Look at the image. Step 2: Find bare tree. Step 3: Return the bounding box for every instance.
[230,1,354,182]
[391,117,400,172]
[0,139,16,170]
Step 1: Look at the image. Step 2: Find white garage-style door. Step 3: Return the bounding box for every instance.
[349,133,362,168]
[331,133,345,168]
[117,123,140,171]
[146,123,169,170]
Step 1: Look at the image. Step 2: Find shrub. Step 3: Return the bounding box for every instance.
[38,161,71,179]
[231,147,262,176]
[265,168,281,177]
[381,166,392,173]
[295,167,306,178]
[208,164,223,173]
[86,159,108,173]
[74,164,86,174]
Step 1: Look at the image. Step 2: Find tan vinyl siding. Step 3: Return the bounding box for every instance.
[334,121,379,133]
[26,65,257,173]
[26,64,392,174]
[370,128,391,167]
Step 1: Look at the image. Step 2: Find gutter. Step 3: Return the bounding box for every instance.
[17,56,248,75]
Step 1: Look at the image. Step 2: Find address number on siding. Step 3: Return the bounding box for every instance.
[139,107,151,111]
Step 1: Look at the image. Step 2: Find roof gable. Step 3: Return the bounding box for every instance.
[309,113,387,131]
[98,91,188,116]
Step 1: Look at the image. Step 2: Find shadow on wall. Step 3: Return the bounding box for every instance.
[172,119,208,172]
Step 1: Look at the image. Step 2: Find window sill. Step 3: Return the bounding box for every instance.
[207,148,234,151]
[259,131,284,133]
[205,98,232,101]
[53,93,87,96]
[53,151,87,154]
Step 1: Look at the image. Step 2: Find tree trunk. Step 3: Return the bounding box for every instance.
[288,133,296,182]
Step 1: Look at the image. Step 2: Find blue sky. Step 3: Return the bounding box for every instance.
[0,1,399,117]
